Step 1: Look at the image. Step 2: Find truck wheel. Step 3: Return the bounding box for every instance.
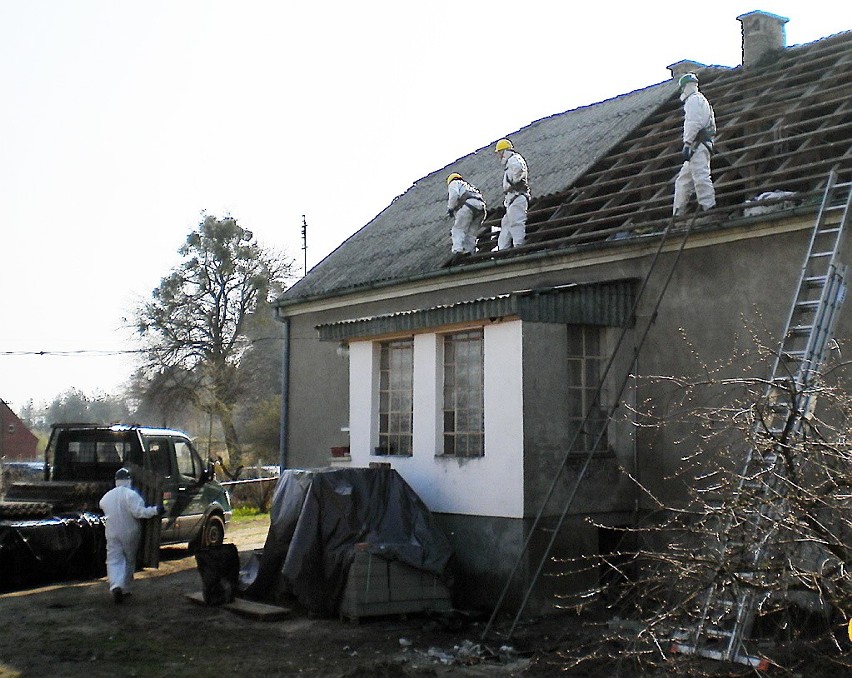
[199,513,225,548]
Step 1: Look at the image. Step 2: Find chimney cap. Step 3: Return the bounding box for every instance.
[736,10,789,25]
[667,60,706,80]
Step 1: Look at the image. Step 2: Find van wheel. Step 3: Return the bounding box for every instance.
[199,514,225,548]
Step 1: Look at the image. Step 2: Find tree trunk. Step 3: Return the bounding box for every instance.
[217,405,242,467]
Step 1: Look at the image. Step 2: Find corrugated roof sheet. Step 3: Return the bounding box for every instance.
[281,83,674,305]
[316,280,637,341]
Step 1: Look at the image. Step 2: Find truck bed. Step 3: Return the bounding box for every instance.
[1,480,112,517]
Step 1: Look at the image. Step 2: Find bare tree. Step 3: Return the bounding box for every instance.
[134,214,295,464]
[547,337,851,675]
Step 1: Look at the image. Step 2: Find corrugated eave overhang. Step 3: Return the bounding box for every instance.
[316,279,637,342]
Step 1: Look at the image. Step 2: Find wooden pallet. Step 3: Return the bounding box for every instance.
[184,591,292,621]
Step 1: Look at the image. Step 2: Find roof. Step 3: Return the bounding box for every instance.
[279,31,852,308]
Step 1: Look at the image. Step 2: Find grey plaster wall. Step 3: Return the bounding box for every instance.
[283,313,350,470]
[434,512,611,614]
[632,224,852,504]
[521,322,636,516]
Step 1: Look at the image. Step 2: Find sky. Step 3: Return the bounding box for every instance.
[0,1,849,412]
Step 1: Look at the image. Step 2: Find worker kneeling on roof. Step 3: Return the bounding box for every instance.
[673,72,717,215]
[495,138,531,249]
[446,172,487,256]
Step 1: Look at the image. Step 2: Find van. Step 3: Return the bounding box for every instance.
[42,424,232,559]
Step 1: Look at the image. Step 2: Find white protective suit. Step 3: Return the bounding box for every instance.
[498,150,530,249]
[673,82,717,214]
[99,479,159,595]
[447,177,486,254]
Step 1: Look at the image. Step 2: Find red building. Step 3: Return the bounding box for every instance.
[0,400,39,461]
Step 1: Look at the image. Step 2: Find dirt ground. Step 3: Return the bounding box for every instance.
[1,515,844,677]
[0,515,579,677]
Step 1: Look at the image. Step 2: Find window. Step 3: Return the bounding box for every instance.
[174,439,198,477]
[567,326,608,453]
[442,329,484,457]
[377,339,413,456]
[145,437,173,477]
[68,440,130,464]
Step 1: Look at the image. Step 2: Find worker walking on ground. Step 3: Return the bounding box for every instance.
[495,138,531,249]
[673,72,717,215]
[446,172,487,256]
[99,467,160,603]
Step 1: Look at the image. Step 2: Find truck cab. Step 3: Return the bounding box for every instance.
[45,424,232,553]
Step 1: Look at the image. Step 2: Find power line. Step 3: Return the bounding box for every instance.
[0,336,285,358]
[0,349,145,357]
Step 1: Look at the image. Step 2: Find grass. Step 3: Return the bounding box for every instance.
[230,506,268,521]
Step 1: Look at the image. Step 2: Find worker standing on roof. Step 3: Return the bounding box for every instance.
[673,72,717,215]
[99,467,161,603]
[495,139,531,249]
[446,172,487,256]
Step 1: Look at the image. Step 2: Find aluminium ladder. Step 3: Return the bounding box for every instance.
[671,169,851,667]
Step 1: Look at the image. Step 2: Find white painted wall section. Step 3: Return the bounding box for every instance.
[347,321,525,519]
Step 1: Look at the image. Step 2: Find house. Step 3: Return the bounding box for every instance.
[0,399,39,462]
[273,12,852,613]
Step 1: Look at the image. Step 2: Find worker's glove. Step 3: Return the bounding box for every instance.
[446,209,455,219]
[681,144,693,161]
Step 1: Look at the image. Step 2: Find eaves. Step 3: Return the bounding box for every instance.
[274,209,818,320]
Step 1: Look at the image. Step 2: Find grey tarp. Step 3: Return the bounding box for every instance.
[242,467,453,616]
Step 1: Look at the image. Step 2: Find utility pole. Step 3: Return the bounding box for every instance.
[301,215,308,276]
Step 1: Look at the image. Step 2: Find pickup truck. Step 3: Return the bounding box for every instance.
[0,424,232,583]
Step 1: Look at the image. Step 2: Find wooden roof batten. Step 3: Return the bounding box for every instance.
[466,32,852,263]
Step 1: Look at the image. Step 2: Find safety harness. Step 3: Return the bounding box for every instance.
[452,185,486,216]
[684,93,716,155]
[503,152,531,204]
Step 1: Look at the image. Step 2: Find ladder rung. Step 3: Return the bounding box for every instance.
[795,300,819,309]
[810,251,833,258]
[704,626,734,640]
[670,642,770,669]
[789,324,813,334]
[816,227,841,235]
[804,275,827,286]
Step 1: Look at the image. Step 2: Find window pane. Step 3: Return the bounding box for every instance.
[441,330,484,457]
[377,339,414,457]
[566,327,608,453]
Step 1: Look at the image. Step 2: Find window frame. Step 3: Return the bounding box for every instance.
[440,328,485,458]
[375,337,414,457]
[566,325,609,454]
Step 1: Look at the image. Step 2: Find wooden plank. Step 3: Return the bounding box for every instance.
[184,592,292,621]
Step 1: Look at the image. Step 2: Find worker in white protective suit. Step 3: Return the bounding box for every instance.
[99,467,160,603]
[495,139,530,249]
[446,172,487,256]
[673,72,717,215]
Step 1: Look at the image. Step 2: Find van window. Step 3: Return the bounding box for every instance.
[145,438,173,477]
[174,439,197,478]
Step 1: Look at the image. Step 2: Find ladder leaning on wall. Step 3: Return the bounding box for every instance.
[670,167,851,668]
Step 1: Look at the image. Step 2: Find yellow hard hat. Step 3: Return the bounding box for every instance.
[446,172,463,185]
[495,139,513,152]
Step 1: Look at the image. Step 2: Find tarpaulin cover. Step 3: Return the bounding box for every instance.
[0,512,106,591]
[242,467,453,616]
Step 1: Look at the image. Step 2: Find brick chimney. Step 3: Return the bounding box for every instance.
[737,10,789,68]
